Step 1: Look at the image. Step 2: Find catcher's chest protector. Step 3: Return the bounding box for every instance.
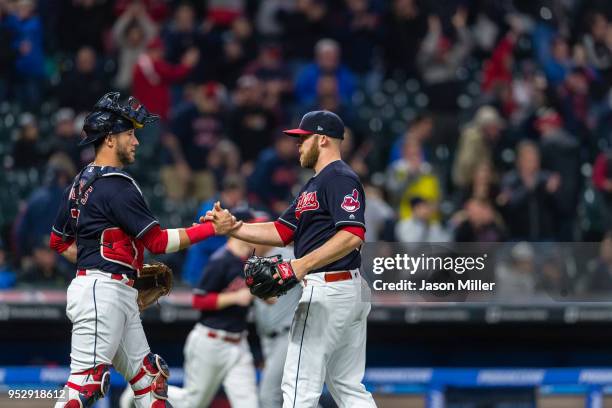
[58,165,155,275]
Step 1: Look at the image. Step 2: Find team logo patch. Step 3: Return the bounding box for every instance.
[295,191,319,219]
[341,189,361,213]
[277,262,293,280]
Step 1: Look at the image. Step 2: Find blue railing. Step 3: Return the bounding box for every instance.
[2,367,612,407]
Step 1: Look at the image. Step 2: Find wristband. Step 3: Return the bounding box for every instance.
[192,293,219,310]
[186,222,215,244]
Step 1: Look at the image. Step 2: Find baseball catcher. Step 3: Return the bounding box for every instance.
[49,92,240,408]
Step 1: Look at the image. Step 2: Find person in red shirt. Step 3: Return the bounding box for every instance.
[132,37,199,121]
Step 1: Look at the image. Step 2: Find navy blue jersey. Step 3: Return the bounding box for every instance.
[195,246,249,333]
[278,160,365,273]
[52,165,158,276]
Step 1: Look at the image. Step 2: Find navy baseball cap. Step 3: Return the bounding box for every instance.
[283,110,345,139]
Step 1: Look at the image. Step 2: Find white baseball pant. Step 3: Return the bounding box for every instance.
[259,330,290,408]
[281,270,376,408]
[54,270,160,408]
[165,323,259,408]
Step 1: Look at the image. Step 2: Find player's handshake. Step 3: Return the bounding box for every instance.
[201,201,242,235]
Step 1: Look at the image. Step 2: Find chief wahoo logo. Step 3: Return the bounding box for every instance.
[341,189,360,213]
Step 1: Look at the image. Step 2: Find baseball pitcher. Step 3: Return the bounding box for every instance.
[208,111,377,407]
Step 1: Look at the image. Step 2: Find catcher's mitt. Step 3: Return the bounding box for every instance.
[244,255,299,299]
[134,262,173,311]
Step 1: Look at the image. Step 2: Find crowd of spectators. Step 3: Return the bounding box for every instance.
[3,0,612,293]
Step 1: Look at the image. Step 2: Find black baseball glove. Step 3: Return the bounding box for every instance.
[244,255,299,299]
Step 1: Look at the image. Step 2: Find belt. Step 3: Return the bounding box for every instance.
[303,270,357,287]
[267,326,290,339]
[206,330,242,344]
[197,324,243,344]
[324,271,353,283]
[76,269,135,287]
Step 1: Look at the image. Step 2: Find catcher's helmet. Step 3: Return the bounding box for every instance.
[80,92,159,146]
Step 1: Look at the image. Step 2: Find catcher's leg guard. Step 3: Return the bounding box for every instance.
[62,364,110,408]
[129,353,173,408]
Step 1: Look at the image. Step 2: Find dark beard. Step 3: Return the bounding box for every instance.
[117,145,134,166]
[301,142,319,168]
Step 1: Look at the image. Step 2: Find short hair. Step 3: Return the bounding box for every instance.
[412,111,432,124]
[222,174,245,191]
[92,133,108,154]
[517,139,539,154]
[315,38,340,55]
[410,196,426,208]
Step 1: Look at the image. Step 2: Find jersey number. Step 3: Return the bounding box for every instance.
[71,209,80,221]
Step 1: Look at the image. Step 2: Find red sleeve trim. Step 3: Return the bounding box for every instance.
[339,225,365,241]
[274,221,294,245]
[186,222,216,244]
[140,223,215,254]
[593,154,607,190]
[139,225,168,254]
[49,231,74,254]
[192,293,219,311]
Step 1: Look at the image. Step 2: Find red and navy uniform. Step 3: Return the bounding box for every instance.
[50,165,158,277]
[276,160,366,274]
[193,246,249,333]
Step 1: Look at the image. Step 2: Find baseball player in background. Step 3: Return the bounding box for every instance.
[254,245,302,408]
[49,92,238,408]
[208,110,377,407]
[122,208,266,408]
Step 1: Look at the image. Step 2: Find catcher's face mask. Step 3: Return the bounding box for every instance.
[81,92,160,145]
[95,92,159,129]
